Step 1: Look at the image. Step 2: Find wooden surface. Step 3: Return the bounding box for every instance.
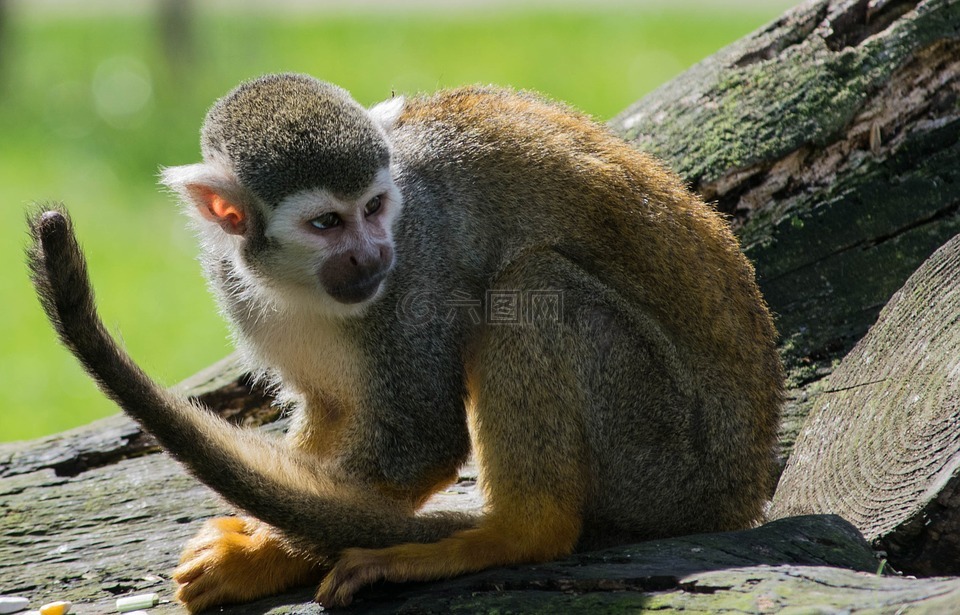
[0,436,929,615]
[771,233,960,576]
[610,0,960,465]
[2,353,956,613]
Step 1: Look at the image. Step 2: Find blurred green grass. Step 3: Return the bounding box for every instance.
[1,4,791,441]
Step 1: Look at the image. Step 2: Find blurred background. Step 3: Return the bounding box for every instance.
[0,0,795,441]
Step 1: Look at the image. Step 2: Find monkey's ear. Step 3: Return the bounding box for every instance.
[191,187,247,235]
[160,163,250,236]
[369,96,405,133]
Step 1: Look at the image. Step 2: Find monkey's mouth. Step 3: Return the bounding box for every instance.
[325,269,390,304]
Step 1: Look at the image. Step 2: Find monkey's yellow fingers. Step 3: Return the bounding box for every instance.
[177,517,251,564]
[317,548,388,608]
[174,516,324,612]
[175,580,230,615]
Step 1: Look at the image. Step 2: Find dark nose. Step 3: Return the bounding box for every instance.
[348,245,392,275]
[319,243,395,304]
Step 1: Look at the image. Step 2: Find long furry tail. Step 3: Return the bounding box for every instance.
[26,206,473,553]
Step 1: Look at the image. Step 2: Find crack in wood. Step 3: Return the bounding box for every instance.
[760,198,960,287]
[733,3,830,68]
[50,432,160,478]
[823,377,890,393]
[713,39,960,234]
[825,0,920,51]
[864,199,960,249]
[0,372,279,479]
[677,579,734,594]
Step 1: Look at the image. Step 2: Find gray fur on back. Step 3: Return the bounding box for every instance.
[201,73,390,204]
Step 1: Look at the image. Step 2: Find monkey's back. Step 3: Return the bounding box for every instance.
[393,87,782,538]
[396,87,774,349]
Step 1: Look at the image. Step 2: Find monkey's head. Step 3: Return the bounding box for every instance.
[162,73,403,312]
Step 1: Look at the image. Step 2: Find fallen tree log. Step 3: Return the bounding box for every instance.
[0,428,940,615]
[771,232,960,577]
[3,397,959,613]
[5,0,960,612]
[610,0,960,463]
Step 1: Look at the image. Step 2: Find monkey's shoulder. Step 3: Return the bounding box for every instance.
[395,86,597,145]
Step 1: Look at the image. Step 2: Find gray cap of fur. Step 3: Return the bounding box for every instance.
[201,73,390,204]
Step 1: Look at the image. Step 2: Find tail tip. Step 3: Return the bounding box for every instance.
[35,209,69,233]
[29,208,73,251]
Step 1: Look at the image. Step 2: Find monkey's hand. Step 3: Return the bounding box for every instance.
[317,547,390,607]
[174,517,324,614]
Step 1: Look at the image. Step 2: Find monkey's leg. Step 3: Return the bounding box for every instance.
[318,254,591,607]
[172,407,470,614]
[171,397,354,613]
[28,208,479,611]
[173,516,324,613]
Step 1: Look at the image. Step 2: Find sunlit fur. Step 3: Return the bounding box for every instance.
[29,74,783,613]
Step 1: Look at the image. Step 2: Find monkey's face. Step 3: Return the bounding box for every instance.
[260,166,402,308]
[161,158,402,317]
[161,73,406,316]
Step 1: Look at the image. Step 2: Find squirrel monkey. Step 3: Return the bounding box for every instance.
[28,74,783,612]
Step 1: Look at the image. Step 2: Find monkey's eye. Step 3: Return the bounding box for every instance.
[364,195,383,217]
[309,213,342,230]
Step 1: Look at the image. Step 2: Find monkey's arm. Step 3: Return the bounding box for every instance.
[318,251,591,606]
[26,207,476,554]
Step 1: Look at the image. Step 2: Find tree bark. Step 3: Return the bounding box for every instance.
[5,0,960,612]
[0,433,937,615]
[771,233,960,577]
[610,0,960,464]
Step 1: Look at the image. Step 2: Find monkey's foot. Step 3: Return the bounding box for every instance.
[317,542,466,608]
[174,516,323,614]
[317,547,397,607]
[317,512,579,607]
